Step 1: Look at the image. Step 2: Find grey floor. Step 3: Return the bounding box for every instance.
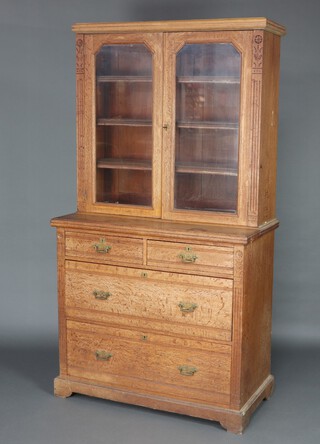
[0,341,319,444]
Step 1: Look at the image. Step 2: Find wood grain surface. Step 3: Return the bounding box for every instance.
[65,260,233,341]
[52,17,284,434]
[65,231,143,266]
[72,18,286,36]
[66,320,231,405]
[147,240,233,277]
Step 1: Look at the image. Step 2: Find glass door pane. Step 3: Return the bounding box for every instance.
[95,44,153,206]
[174,43,241,213]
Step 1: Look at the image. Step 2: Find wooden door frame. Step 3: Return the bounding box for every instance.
[77,32,164,218]
[162,30,253,226]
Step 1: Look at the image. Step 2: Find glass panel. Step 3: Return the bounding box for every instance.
[175,43,241,213]
[95,44,153,206]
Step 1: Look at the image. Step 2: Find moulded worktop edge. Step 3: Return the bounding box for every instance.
[50,213,279,245]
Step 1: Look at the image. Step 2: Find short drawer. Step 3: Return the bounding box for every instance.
[147,240,233,277]
[65,231,143,266]
[67,320,231,406]
[65,261,233,342]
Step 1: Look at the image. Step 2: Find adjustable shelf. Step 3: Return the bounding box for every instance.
[97,118,152,127]
[97,158,152,171]
[177,121,238,130]
[97,75,152,83]
[177,76,240,84]
[100,192,152,206]
[175,161,238,176]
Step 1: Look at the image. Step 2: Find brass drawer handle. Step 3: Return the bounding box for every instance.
[95,350,112,361]
[93,238,112,254]
[178,301,198,313]
[93,290,111,300]
[178,247,197,263]
[178,365,198,376]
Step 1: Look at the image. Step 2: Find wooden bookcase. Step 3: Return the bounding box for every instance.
[51,18,285,433]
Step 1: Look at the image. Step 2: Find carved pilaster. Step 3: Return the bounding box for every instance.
[76,35,86,209]
[248,32,264,225]
[230,246,245,408]
[56,229,67,376]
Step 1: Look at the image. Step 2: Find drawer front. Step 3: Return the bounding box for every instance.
[67,320,231,406]
[65,261,233,341]
[65,231,143,266]
[147,241,233,277]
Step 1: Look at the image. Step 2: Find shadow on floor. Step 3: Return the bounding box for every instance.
[0,340,225,430]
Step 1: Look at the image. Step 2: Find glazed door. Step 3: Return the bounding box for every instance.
[80,33,163,217]
[162,31,252,225]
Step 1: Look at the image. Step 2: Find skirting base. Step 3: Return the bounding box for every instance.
[54,374,274,434]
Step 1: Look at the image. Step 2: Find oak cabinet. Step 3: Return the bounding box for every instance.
[51,17,285,433]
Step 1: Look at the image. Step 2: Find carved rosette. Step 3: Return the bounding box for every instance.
[252,33,263,73]
[76,36,84,74]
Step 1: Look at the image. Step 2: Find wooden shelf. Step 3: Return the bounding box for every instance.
[99,192,152,206]
[97,158,152,171]
[97,118,152,127]
[177,76,240,84]
[97,75,152,83]
[177,121,238,130]
[175,161,238,176]
[175,201,237,213]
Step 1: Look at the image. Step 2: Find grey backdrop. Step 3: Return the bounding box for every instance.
[0,1,319,443]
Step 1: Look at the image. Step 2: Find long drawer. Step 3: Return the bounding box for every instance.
[65,261,233,342]
[67,320,231,406]
[147,240,234,277]
[65,231,143,266]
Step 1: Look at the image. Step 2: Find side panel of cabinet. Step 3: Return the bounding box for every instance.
[240,231,275,406]
[228,232,275,409]
[162,31,253,226]
[77,32,163,218]
[243,31,282,226]
[258,32,281,225]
